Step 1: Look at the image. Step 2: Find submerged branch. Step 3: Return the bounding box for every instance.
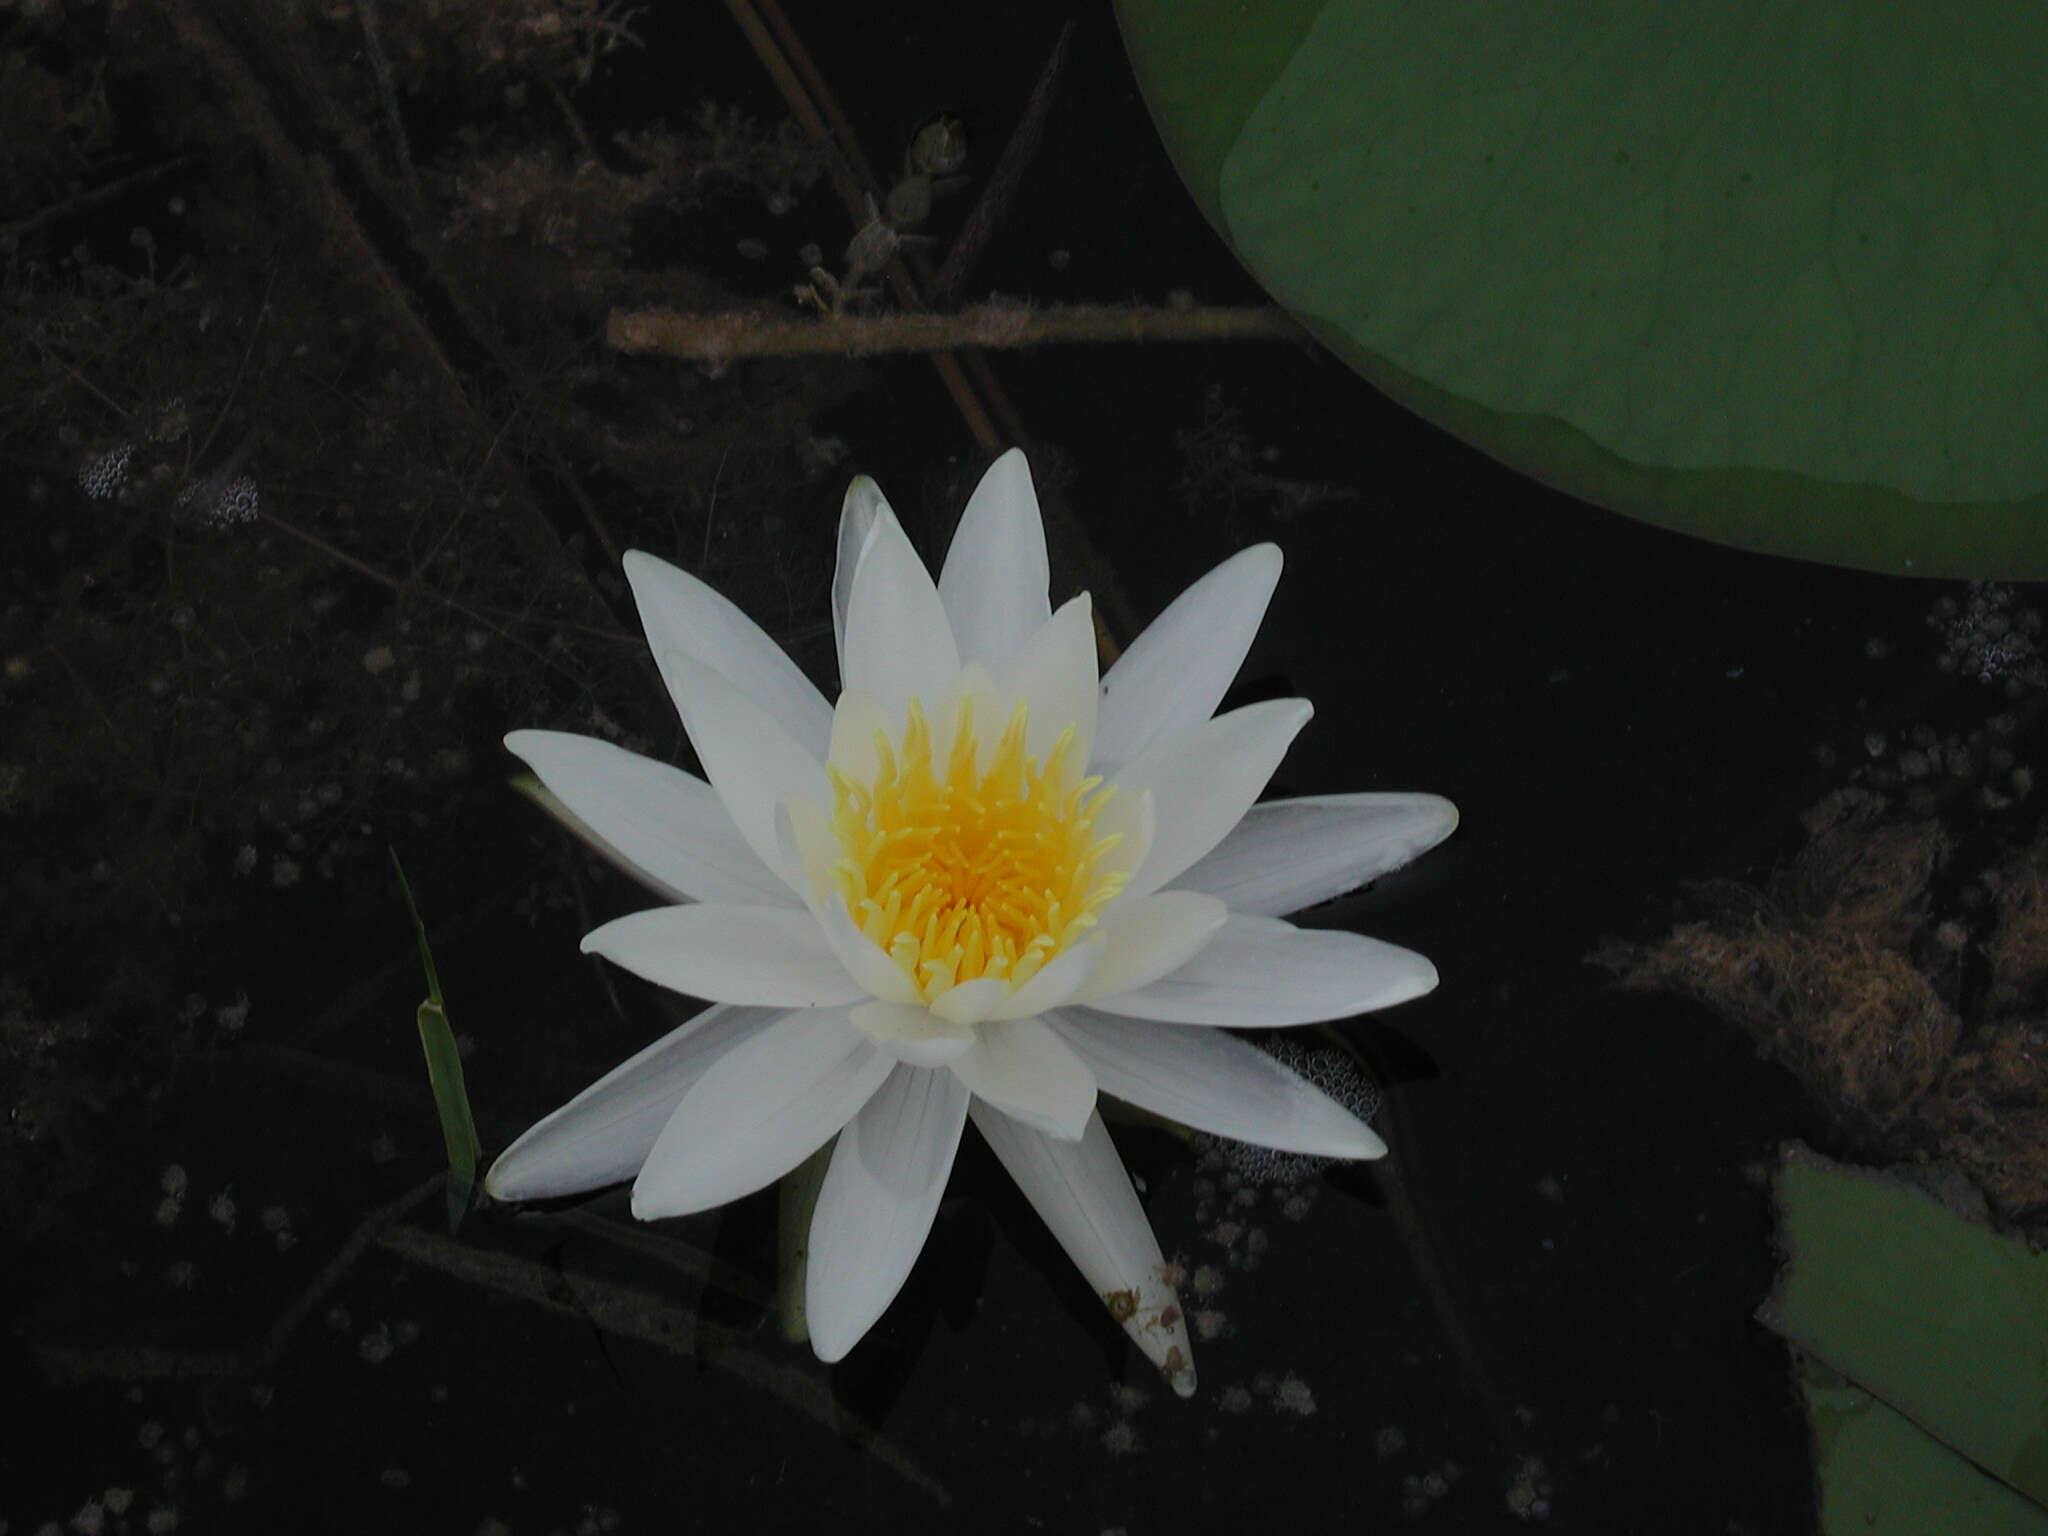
[379,1224,952,1506]
[609,301,1301,363]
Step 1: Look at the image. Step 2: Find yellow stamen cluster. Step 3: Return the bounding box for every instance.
[829,696,1125,1004]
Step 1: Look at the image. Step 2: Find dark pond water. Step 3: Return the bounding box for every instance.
[5,5,2007,1534]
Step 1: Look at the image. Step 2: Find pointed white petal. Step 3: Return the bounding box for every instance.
[949,1016,1096,1140]
[815,893,921,1006]
[1070,891,1227,1005]
[581,904,868,1007]
[1112,698,1313,899]
[1001,594,1099,768]
[774,796,838,907]
[832,476,887,688]
[1093,544,1281,768]
[805,1065,971,1361]
[970,1104,1195,1397]
[937,449,1051,674]
[851,1000,978,1066]
[656,647,829,889]
[1047,1010,1386,1159]
[506,730,791,906]
[625,550,832,757]
[1085,913,1438,1027]
[984,936,1103,1021]
[825,688,894,787]
[485,1005,783,1201]
[1175,792,1460,917]
[1088,783,1156,885]
[927,976,1009,1027]
[632,1007,892,1219]
[841,496,960,724]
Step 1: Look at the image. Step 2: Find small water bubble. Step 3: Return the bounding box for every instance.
[78,442,134,500]
[1274,1374,1316,1416]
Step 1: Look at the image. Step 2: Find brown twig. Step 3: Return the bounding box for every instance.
[353,0,423,218]
[929,23,1073,309]
[610,300,1301,362]
[0,155,199,248]
[719,0,999,453]
[378,1223,953,1506]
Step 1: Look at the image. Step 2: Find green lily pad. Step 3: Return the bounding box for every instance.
[1759,1144,2048,1522]
[1116,2,2048,577]
[1800,1362,2048,1536]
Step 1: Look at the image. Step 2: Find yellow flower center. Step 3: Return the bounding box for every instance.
[828,696,1125,1005]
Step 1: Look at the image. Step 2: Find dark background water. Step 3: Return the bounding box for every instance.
[4,3,2006,1532]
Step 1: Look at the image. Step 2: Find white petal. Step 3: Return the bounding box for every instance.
[632,1007,892,1219]
[1175,792,1461,917]
[656,647,829,889]
[833,477,887,687]
[1085,913,1438,1027]
[984,936,1103,1021]
[775,796,839,908]
[485,1005,784,1201]
[1093,544,1281,768]
[851,1001,978,1066]
[625,549,832,758]
[936,448,1051,674]
[581,905,868,1008]
[1112,698,1312,899]
[1047,1010,1386,1159]
[949,1016,1096,1140]
[805,1065,971,1361]
[970,1104,1195,1397]
[1088,783,1156,885]
[506,730,791,906]
[1001,594,1099,768]
[1069,892,1227,1005]
[825,688,894,789]
[927,976,1009,1027]
[841,493,960,724]
[815,893,921,1006]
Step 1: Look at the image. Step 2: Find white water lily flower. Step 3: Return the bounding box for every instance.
[487,449,1455,1396]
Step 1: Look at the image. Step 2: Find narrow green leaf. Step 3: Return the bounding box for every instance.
[391,849,484,1225]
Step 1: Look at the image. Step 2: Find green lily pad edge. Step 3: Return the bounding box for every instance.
[1115,0,2048,580]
